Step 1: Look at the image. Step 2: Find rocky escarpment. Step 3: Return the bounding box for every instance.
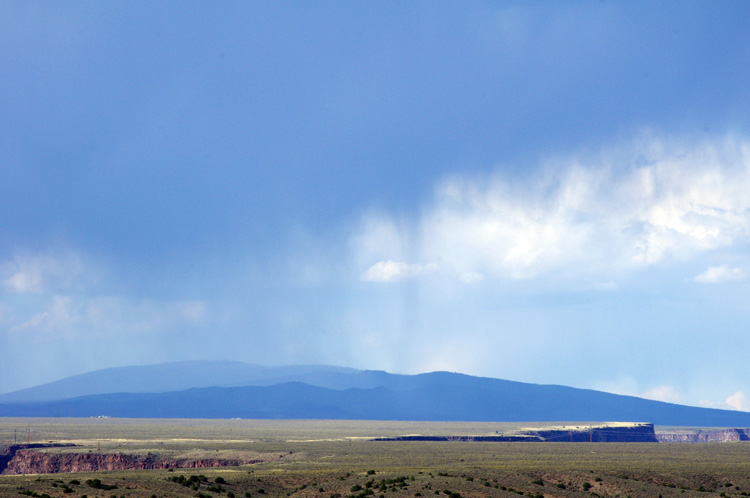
[374,435,538,442]
[656,428,750,442]
[1,444,78,474]
[529,423,657,442]
[375,423,658,443]
[1,447,271,475]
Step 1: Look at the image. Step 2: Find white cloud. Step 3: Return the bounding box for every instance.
[354,134,750,283]
[697,391,750,411]
[592,378,682,404]
[361,260,436,283]
[726,391,748,411]
[2,249,98,294]
[15,295,82,338]
[698,399,722,408]
[13,295,207,339]
[1,248,206,341]
[352,215,410,263]
[459,271,485,284]
[693,265,746,284]
[640,384,681,404]
[585,281,619,292]
[591,376,640,397]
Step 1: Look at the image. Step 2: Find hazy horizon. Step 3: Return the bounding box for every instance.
[2,2,750,412]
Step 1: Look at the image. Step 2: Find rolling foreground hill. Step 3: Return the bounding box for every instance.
[1,361,749,426]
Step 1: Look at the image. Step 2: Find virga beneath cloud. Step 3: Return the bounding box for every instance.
[355,134,750,285]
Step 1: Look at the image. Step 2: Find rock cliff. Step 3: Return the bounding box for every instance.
[656,428,750,442]
[375,423,658,443]
[1,444,78,474]
[528,423,658,442]
[0,445,270,475]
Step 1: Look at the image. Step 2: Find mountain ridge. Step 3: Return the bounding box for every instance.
[1,362,749,426]
[0,361,362,402]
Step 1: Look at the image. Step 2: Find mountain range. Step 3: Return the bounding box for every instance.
[1,361,749,426]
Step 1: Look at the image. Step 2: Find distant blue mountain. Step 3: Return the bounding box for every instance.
[0,361,362,402]
[1,362,750,426]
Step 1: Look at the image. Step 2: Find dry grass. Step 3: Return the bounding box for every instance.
[3,418,750,498]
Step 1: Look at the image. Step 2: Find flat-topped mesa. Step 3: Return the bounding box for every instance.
[656,428,750,443]
[526,422,657,442]
[374,422,658,443]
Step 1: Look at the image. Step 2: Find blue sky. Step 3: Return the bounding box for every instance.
[2,1,750,411]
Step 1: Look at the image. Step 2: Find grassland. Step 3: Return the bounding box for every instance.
[2,418,750,498]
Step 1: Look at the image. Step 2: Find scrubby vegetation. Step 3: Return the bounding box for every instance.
[2,419,750,498]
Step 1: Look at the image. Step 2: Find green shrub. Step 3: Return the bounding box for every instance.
[85,479,117,491]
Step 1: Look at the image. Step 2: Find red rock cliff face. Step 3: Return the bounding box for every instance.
[2,449,262,475]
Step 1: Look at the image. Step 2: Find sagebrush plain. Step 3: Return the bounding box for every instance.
[2,419,750,498]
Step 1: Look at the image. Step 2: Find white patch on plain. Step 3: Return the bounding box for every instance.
[693,265,746,284]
